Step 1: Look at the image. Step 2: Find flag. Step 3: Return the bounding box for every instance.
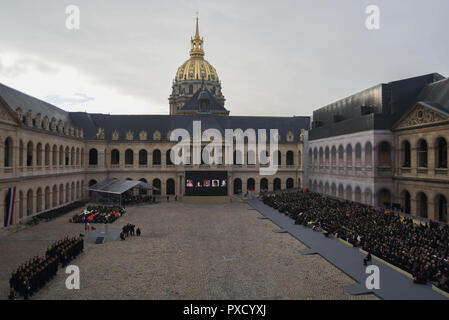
[4,187,16,227]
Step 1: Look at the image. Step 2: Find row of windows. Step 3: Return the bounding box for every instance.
[232,177,298,194]
[7,181,85,220]
[308,141,392,167]
[2,137,84,168]
[401,137,447,168]
[400,190,447,222]
[88,148,302,166]
[308,180,375,205]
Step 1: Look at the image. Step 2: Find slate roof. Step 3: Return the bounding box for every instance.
[69,112,310,142]
[416,77,449,114]
[0,82,70,123]
[309,73,445,140]
[179,87,228,113]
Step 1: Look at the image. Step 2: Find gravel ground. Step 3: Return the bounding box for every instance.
[0,201,378,300]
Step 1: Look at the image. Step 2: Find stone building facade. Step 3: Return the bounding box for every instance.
[307,73,445,211]
[0,18,308,228]
[392,78,449,222]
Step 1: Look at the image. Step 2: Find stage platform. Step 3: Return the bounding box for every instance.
[183,196,231,203]
[84,226,121,243]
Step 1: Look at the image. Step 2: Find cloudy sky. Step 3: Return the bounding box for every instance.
[0,0,448,117]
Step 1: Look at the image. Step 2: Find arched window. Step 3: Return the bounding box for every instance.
[89,149,98,165]
[36,188,42,213]
[401,190,411,214]
[152,178,161,195]
[247,178,255,191]
[378,189,391,208]
[111,149,120,165]
[324,182,330,194]
[36,143,43,166]
[364,188,372,205]
[324,147,330,165]
[45,144,50,166]
[19,140,24,167]
[365,142,372,166]
[59,146,64,166]
[286,151,294,166]
[354,186,361,202]
[417,192,428,218]
[355,143,362,166]
[52,185,58,207]
[189,85,193,94]
[52,145,57,166]
[331,183,336,196]
[26,189,33,216]
[260,178,268,192]
[331,146,337,166]
[345,185,352,201]
[44,186,50,210]
[436,195,447,222]
[59,184,64,204]
[273,178,281,191]
[166,150,174,165]
[346,144,352,167]
[308,148,313,164]
[436,138,447,168]
[286,178,294,189]
[70,147,75,166]
[402,141,411,167]
[65,147,70,166]
[139,149,148,165]
[417,139,428,168]
[338,184,345,199]
[125,149,134,165]
[166,178,175,195]
[319,147,324,165]
[378,141,391,166]
[152,149,161,165]
[26,141,33,167]
[338,145,344,165]
[4,137,13,167]
[233,178,242,194]
[65,183,70,203]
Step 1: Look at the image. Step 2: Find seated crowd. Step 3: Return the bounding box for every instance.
[122,194,153,205]
[8,236,84,300]
[70,206,126,224]
[262,191,449,293]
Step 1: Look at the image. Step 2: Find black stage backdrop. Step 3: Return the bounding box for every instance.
[185,171,228,196]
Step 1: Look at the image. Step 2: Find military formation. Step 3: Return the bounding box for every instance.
[8,236,84,300]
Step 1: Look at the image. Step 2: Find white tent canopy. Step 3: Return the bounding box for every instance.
[88,178,158,195]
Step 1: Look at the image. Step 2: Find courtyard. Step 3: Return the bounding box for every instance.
[0,200,377,300]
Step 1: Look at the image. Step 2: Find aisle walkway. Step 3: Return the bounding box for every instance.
[247,199,447,300]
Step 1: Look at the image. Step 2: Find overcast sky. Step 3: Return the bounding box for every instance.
[0,0,448,117]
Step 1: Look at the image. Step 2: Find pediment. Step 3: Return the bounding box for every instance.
[0,97,20,125]
[394,103,449,130]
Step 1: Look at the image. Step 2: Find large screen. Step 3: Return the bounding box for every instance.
[185,171,228,196]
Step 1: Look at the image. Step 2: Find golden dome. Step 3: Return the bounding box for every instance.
[175,18,219,82]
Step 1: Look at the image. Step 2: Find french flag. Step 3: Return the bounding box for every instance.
[4,187,16,227]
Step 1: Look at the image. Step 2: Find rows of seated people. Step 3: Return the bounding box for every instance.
[35,201,87,222]
[122,194,153,205]
[70,206,126,224]
[8,236,84,300]
[262,190,449,293]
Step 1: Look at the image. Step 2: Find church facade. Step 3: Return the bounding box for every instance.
[0,19,308,228]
